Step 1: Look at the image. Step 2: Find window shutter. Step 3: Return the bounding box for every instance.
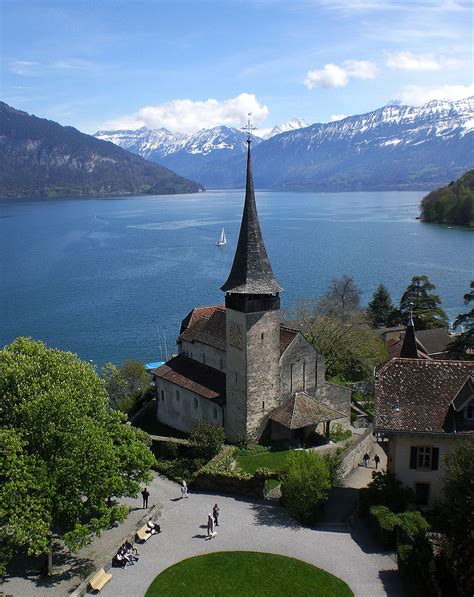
[410,446,417,469]
[431,448,439,471]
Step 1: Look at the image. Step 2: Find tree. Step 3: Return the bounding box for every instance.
[449,281,474,358]
[367,284,395,327]
[317,275,361,319]
[0,338,155,576]
[102,359,150,414]
[280,451,331,524]
[189,420,225,460]
[305,316,388,381]
[437,439,474,596]
[400,275,448,330]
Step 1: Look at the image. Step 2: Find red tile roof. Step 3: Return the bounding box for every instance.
[179,305,225,334]
[270,392,346,430]
[375,358,473,434]
[151,354,225,403]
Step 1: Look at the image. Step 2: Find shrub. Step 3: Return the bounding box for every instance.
[397,536,442,597]
[280,451,331,525]
[323,452,342,487]
[329,424,352,443]
[189,420,225,460]
[359,470,414,515]
[398,511,430,543]
[370,505,400,549]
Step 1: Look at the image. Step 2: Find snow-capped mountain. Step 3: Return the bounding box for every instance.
[95,97,473,190]
[257,117,309,139]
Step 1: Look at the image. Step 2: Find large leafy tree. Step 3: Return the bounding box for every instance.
[400,275,448,330]
[102,359,150,414]
[0,338,155,576]
[367,284,396,327]
[449,281,474,358]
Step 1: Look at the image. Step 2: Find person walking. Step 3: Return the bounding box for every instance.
[373,454,381,469]
[141,487,150,509]
[363,453,370,468]
[207,513,214,536]
[213,503,220,527]
[181,480,188,498]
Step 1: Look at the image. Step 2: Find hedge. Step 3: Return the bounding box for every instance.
[369,505,401,549]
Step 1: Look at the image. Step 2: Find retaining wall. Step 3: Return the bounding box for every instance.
[339,425,374,478]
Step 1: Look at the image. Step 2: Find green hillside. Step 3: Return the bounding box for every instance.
[420,169,474,227]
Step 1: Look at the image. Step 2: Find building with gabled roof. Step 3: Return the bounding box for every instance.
[152,138,350,443]
[374,358,473,506]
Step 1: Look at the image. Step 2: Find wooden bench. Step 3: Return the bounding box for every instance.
[88,567,112,593]
[136,524,154,542]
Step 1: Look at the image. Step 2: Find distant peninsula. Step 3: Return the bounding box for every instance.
[0,102,204,199]
[420,169,474,227]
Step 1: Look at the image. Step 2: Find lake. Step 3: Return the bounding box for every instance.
[1,190,472,367]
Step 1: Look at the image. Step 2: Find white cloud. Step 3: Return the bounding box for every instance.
[397,83,474,105]
[330,114,348,121]
[305,60,377,90]
[101,93,269,134]
[9,58,96,76]
[387,51,441,71]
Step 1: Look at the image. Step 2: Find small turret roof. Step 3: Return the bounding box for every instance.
[399,314,419,358]
[221,141,282,294]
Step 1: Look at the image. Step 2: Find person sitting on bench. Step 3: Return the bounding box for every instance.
[146,518,161,534]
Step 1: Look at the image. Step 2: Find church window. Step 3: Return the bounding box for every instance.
[213,407,218,419]
[220,358,224,370]
[176,390,180,401]
[202,352,206,364]
[290,364,293,393]
[235,371,238,383]
[261,332,264,340]
[161,390,165,401]
[262,401,265,411]
[194,397,198,409]
[466,400,474,420]
[303,361,306,390]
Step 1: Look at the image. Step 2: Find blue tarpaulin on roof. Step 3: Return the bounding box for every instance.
[145,361,165,371]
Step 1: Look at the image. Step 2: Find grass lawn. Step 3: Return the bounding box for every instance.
[236,447,293,474]
[145,552,353,597]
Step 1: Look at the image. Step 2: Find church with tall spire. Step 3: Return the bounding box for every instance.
[152,133,350,443]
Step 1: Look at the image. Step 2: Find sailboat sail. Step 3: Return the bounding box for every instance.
[216,227,227,246]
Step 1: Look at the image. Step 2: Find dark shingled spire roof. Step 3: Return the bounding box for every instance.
[221,141,282,294]
[400,314,419,358]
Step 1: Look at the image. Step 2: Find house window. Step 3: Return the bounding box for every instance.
[213,407,218,419]
[176,390,180,401]
[415,483,430,506]
[161,390,165,402]
[466,401,474,420]
[194,397,198,409]
[410,446,439,471]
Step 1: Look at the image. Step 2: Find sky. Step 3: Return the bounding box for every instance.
[1,0,473,135]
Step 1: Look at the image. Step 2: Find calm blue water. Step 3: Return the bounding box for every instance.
[1,190,472,367]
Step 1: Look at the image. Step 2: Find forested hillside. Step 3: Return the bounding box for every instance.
[420,170,474,227]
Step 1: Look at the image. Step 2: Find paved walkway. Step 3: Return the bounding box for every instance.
[99,465,402,597]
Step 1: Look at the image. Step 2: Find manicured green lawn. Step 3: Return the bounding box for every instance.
[145,552,353,597]
[236,447,293,474]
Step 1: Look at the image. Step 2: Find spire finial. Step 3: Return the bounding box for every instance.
[242,112,257,142]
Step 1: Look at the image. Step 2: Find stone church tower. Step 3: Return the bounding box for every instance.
[221,139,282,443]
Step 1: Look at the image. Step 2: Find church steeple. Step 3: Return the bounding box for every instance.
[221,138,282,295]
[400,310,419,358]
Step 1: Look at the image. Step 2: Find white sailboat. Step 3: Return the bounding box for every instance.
[216,227,227,246]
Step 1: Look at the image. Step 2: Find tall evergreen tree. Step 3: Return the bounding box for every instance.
[367,284,395,326]
[449,280,474,358]
[400,275,448,330]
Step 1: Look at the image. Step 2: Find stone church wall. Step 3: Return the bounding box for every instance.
[179,340,226,372]
[155,378,224,434]
[279,334,317,402]
[316,382,352,430]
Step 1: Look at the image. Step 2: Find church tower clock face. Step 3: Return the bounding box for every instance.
[229,322,243,349]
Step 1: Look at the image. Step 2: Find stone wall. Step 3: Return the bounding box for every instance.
[179,339,226,372]
[279,334,317,402]
[192,471,266,498]
[317,381,352,430]
[339,426,374,478]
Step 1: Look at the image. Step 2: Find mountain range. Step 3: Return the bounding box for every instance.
[0,102,203,199]
[96,98,474,191]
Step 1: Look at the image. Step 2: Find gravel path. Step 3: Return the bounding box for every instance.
[100,471,403,597]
